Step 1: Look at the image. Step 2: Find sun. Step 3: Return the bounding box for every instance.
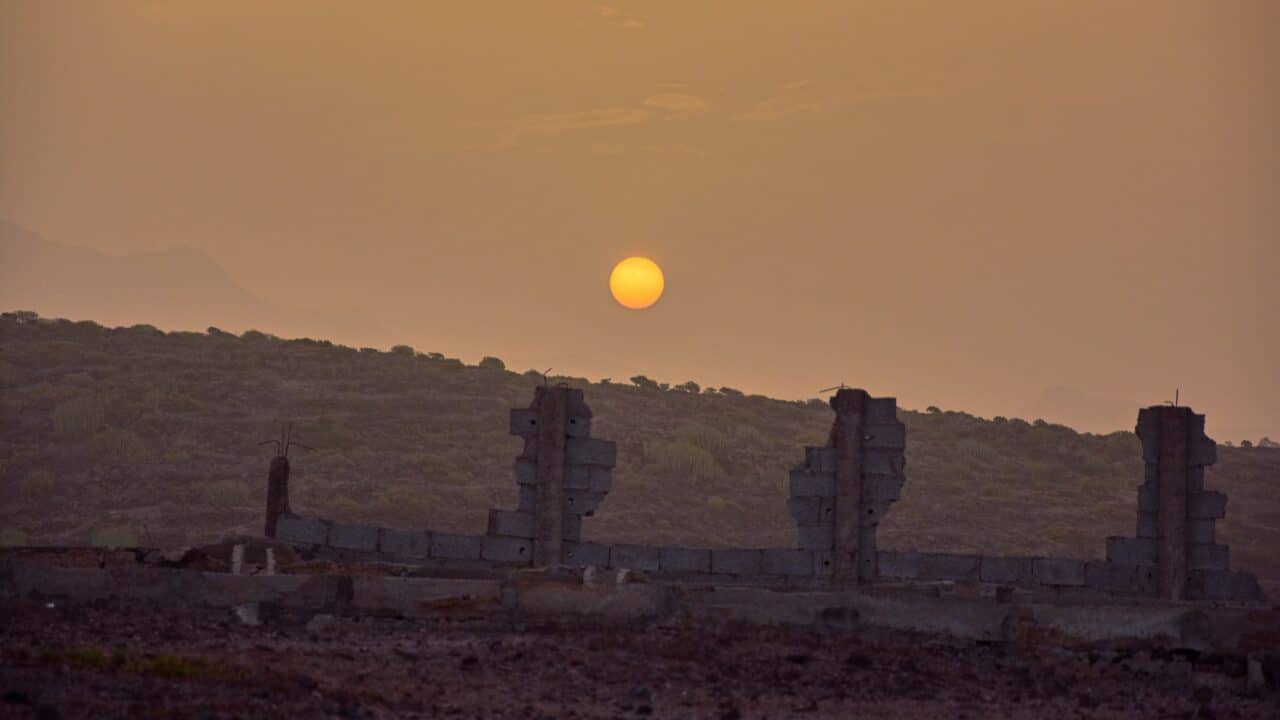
[609,257,665,310]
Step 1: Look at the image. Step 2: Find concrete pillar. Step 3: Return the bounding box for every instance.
[533,386,569,567]
[830,389,867,582]
[263,456,290,538]
[1156,407,1190,600]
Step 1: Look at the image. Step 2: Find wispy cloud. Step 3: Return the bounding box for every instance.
[504,107,653,144]
[734,96,827,122]
[642,93,711,118]
[597,5,645,30]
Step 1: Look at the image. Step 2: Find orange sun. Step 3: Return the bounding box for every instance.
[609,257,665,309]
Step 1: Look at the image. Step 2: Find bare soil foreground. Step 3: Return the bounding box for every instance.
[1,597,1277,720]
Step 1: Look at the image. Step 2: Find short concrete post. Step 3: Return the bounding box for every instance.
[264,456,291,538]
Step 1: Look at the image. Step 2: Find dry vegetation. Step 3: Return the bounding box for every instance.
[1,311,1276,596]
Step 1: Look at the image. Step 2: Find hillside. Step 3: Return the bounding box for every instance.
[1,311,1277,597]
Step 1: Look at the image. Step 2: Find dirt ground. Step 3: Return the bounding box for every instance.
[0,596,1277,720]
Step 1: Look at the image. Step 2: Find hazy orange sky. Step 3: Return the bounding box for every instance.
[2,1,1276,442]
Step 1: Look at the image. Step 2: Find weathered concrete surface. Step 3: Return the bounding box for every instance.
[3,557,1277,654]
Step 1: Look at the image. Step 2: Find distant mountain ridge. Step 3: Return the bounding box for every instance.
[0,219,395,347]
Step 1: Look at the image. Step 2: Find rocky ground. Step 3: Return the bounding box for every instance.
[0,596,1277,720]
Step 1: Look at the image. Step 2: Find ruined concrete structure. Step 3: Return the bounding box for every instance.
[788,389,906,582]
[270,387,1265,604]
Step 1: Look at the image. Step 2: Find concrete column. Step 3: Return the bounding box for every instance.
[533,387,569,567]
[830,389,867,582]
[1156,407,1190,600]
[263,456,290,538]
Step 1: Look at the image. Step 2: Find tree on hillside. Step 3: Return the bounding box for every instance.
[630,375,659,390]
[675,381,701,394]
[478,356,506,371]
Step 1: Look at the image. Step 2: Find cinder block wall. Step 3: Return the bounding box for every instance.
[268,389,1266,603]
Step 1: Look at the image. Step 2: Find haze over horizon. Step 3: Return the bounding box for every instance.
[2,1,1276,442]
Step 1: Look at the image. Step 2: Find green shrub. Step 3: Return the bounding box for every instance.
[645,439,725,481]
[202,480,251,507]
[478,356,506,371]
[0,528,29,546]
[53,395,105,440]
[92,427,150,464]
[19,468,59,500]
[673,422,729,458]
[91,525,138,548]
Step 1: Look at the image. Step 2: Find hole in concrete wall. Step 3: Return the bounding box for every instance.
[583,397,828,548]
[876,413,1145,560]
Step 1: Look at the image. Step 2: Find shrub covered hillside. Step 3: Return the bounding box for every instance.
[2,312,1277,597]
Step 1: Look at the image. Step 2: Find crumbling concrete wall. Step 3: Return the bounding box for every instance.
[788,389,906,583]
[878,404,1263,603]
[267,389,1265,603]
[1099,405,1264,603]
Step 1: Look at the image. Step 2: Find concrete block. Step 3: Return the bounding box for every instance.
[877,550,920,579]
[510,408,538,437]
[430,533,483,560]
[918,553,980,582]
[1137,409,1161,462]
[487,510,534,539]
[1189,519,1215,545]
[789,469,835,498]
[787,497,823,525]
[1136,512,1158,539]
[711,549,762,575]
[1033,557,1085,587]
[610,544,660,572]
[588,467,612,493]
[563,542,609,567]
[566,465,612,491]
[1137,482,1156,512]
[863,422,906,449]
[863,449,905,476]
[863,396,898,423]
[1186,570,1265,603]
[1084,561,1157,595]
[276,515,328,546]
[1107,536,1156,567]
[812,551,834,575]
[797,525,833,550]
[379,529,430,558]
[562,514,581,542]
[517,485,537,513]
[864,473,904,504]
[659,547,711,574]
[761,549,814,576]
[1187,466,1204,492]
[1189,438,1217,467]
[482,535,531,564]
[979,555,1034,585]
[1190,544,1229,571]
[514,458,537,485]
[804,446,836,472]
[328,523,380,551]
[564,491,606,516]
[566,438,617,467]
[565,414,591,438]
[1189,491,1227,519]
